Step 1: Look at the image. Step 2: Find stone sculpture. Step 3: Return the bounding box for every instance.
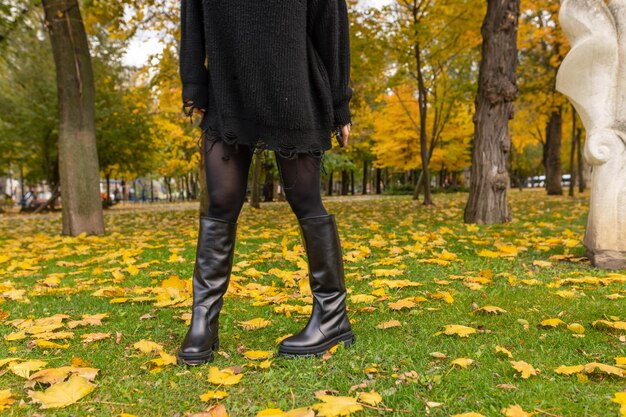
[556,0,626,269]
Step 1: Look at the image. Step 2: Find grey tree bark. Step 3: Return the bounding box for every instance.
[464,0,520,224]
[42,0,104,235]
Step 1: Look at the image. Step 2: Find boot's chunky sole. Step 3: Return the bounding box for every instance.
[277,332,355,358]
[176,338,219,366]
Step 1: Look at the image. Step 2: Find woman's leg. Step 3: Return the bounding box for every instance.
[274,152,354,357]
[205,139,254,222]
[177,138,254,366]
[274,152,328,219]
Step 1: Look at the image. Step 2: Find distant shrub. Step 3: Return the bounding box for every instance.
[383,184,414,195]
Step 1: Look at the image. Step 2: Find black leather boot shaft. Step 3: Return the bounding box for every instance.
[278,214,354,357]
[177,216,237,365]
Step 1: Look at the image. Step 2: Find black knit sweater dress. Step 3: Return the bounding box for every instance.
[179,0,353,159]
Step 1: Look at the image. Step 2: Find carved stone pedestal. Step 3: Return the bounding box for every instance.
[556,0,626,269]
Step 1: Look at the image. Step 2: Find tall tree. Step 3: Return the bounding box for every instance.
[346,3,387,195]
[516,1,570,195]
[544,109,563,195]
[464,0,520,224]
[42,0,104,235]
[383,0,483,204]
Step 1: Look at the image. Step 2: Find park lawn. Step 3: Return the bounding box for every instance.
[0,189,625,417]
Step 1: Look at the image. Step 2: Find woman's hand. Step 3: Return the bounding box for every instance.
[339,123,351,147]
[191,108,206,126]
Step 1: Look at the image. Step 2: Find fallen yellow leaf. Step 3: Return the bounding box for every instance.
[133,339,163,354]
[243,350,273,360]
[239,318,271,330]
[435,324,477,338]
[199,390,229,401]
[567,323,585,334]
[208,367,243,386]
[80,332,111,343]
[611,392,626,417]
[256,409,284,417]
[388,298,417,310]
[582,362,625,377]
[451,358,474,368]
[312,394,362,417]
[510,360,539,379]
[356,390,382,406]
[9,359,48,378]
[475,306,507,314]
[35,340,70,349]
[495,346,513,359]
[27,375,95,409]
[554,365,585,375]
[349,294,376,303]
[0,389,15,411]
[539,318,566,328]
[502,404,534,417]
[376,320,401,329]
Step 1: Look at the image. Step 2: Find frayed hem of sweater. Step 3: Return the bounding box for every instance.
[200,127,330,178]
[199,115,333,161]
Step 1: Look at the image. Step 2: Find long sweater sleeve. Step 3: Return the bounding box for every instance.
[308,0,353,128]
[180,0,210,114]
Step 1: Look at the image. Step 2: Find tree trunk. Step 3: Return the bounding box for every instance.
[544,109,563,195]
[263,156,274,202]
[350,169,354,195]
[121,179,126,202]
[250,151,262,209]
[464,0,520,224]
[19,163,25,206]
[49,154,61,209]
[413,170,423,200]
[415,39,433,205]
[327,171,333,196]
[375,168,381,194]
[341,170,349,195]
[362,160,368,194]
[382,167,389,190]
[33,184,61,214]
[189,172,196,200]
[42,0,104,235]
[165,176,172,202]
[106,173,111,204]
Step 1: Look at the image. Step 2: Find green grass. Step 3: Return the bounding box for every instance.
[1,190,625,416]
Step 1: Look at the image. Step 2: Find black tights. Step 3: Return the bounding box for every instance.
[204,138,328,223]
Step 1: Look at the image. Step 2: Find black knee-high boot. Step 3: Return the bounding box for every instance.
[177,216,237,365]
[278,214,355,357]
